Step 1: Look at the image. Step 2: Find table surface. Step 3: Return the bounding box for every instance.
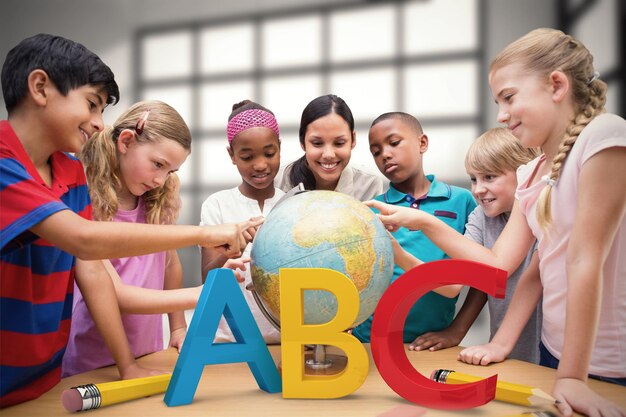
[4,345,625,416]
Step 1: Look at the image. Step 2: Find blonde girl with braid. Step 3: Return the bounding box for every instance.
[63,101,209,376]
[364,28,626,417]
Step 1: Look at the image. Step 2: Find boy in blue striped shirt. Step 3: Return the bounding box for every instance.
[0,33,254,407]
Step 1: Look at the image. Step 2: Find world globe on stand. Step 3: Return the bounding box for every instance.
[250,190,393,330]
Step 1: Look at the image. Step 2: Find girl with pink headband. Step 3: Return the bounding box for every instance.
[200,99,284,344]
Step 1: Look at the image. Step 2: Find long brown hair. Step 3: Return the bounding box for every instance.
[490,28,607,230]
[79,100,191,224]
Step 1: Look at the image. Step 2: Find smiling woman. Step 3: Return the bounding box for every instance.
[275,94,384,202]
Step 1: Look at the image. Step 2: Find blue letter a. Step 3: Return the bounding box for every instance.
[164,268,282,406]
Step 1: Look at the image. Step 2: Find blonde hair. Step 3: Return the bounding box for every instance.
[79,100,191,225]
[490,28,607,230]
[465,127,539,175]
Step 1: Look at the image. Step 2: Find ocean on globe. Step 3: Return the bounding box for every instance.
[250,190,393,328]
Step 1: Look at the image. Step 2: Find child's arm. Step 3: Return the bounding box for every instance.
[410,288,487,351]
[75,259,164,379]
[553,147,626,417]
[31,212,262,261]
[201,246,229,282]
[457,250,541,365]
[200,216,261,282]
[101,260,201,314]
[163,250,188,353]
[367,200,534,275]
[389,231,423,271]
[222,257,250,282]
[389,233,462,298]
[201,247,249,283]
[411,211,493,352]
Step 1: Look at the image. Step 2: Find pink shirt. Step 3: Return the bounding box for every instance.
[516,113,626,377]
[62,198,166,377]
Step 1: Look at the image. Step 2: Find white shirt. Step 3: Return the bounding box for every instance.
[275,163,386,202]
[200,186,285,344]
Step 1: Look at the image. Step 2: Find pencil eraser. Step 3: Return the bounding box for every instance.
[61,389,82,412]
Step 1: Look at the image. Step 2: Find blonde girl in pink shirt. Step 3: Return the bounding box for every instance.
[62,101,259,376]
[366,28,626,417]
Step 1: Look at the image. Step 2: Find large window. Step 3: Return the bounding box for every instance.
[135,0,485,283]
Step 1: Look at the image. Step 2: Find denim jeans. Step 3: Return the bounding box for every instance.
[539,342,626,386]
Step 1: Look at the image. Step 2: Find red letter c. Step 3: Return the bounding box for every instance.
[371,259,506,409]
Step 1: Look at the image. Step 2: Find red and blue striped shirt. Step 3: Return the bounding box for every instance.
[0,120,91,408]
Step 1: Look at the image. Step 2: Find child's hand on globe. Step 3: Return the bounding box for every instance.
[224,256,251,282]
[240,216,264,244]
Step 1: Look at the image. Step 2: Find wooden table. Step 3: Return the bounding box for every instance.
[4,345,625,416]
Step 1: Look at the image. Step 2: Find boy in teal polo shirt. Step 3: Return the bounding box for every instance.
[352,112,476,344]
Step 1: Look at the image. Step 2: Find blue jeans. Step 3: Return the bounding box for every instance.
[539,342,626,386]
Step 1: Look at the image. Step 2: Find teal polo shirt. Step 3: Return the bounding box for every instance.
[352,175,477,343]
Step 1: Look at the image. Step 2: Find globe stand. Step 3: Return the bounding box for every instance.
[303,344,347,375]
[248,284,348,376]
[306,344,332,369]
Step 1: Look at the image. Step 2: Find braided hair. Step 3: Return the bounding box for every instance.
[490,28,607,231]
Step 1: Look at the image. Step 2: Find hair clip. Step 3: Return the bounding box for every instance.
[587,71,600,85]
[541,174,556,187]
[135,109,151,135]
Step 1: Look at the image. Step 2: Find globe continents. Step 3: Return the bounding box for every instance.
[250,190,393,328]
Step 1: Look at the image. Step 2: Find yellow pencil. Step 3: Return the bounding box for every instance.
[431,369,556,407]
[61,374,171,412]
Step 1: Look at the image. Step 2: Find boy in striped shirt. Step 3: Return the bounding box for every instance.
[0,34,253,407]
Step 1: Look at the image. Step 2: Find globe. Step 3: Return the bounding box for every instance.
[250,190,393,329]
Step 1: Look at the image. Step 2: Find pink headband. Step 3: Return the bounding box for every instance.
[227,109,280,144]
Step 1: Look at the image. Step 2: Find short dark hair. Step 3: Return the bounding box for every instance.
[289,94,354,190]
[228,99,275,121]
[370,112,423,135]
[1,33,119,114]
